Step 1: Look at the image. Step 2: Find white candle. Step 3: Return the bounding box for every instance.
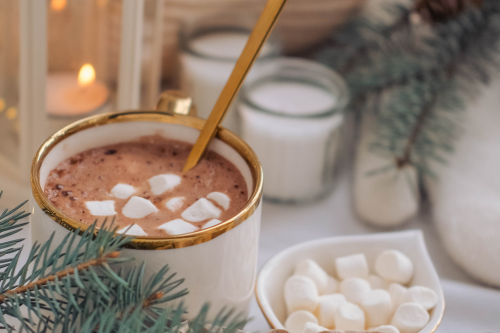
[180,31,279,133]
[46,64,109,116]
[239,59,347,202]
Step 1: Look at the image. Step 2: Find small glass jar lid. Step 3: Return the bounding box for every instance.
[241,58,349,119]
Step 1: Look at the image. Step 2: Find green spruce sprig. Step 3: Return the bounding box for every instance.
[317,0,500,176]
[0,192,247,333]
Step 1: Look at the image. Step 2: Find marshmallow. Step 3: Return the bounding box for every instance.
[367,275,390,290]
[324,276,339,295]
[284,311,318,333]
[370,325,400,333]
[335,253,369,280]
[400,286,438,310]
[388,283,407,312]
[334,302,365,330]
[316,294,346,328]
[302,322,328,333]
[110,183,135,199]
[181,198,221,222]
[339,278,371,304]
[295,259,330,295]
[206,192,230,210]
[85,200,117,216]
[202,219,222,229]
[166,197,185,212]
[117,224,148,236]
[284,275,319,314]
[360,289,393,328]
[122,196,159,219]
[149,174,181,195]
[157,219,199,235]
[375,250,414,284]
[391,303,430,333]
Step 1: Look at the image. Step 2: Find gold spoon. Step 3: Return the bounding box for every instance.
[183,0,287,172]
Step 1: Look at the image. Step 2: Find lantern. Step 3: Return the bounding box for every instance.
[0,0,165,207]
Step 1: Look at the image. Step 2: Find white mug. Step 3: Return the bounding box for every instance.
[30,110,263,318]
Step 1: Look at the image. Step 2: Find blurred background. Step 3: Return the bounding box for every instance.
[1,0,500,331]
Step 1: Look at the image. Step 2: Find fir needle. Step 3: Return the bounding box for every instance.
[182,0,287,172]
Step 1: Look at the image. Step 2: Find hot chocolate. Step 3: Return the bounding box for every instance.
[44,135,248,236]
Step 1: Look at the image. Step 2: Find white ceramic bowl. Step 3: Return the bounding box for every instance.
[256,230,444,332]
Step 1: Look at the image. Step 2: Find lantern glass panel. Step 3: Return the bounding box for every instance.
[0,0,20,168]
[46,0,117,135]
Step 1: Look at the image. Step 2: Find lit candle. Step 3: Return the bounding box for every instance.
[50,0,67,11]
[46,64,110,117]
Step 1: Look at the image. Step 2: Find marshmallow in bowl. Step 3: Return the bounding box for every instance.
[302,322,327,333]
[206,192,230,210]
[388,283,407,312]
[157,219,199,235]
[122,196,159,218]
[400,286,438,310]
[367,274,390,290]
[370,325,401,333]
[148,174,181,195]
[391,303,430,333]
[284,310,317,333]
[335,253,369,279]
[111,183,135,199]
[375,249,414,284]
[294,259,330,295]
[166,197,185,212]
[339,278,371,304]
[284,275,319,313]
[324,276,339,294]
[182,198,221,222]
[85,200,117,216]
[117,224,148,236]
[316,293,346,328]
[281,249,438,332]
[360,289,392,328]
[334,302,365,330]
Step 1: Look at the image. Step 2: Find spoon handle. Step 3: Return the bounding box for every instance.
[183,0,287,172]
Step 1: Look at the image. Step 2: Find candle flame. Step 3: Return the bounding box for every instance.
[51,0,67,11]
[6,107,17,120]
[78,64,96,87]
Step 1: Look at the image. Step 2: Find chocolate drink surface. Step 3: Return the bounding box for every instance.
[44,135,248,236]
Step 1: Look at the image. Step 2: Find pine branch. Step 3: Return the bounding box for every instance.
[0,194,248,333]
[318,0,500,176]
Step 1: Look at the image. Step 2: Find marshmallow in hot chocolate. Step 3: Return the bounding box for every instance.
[44,135,248,236]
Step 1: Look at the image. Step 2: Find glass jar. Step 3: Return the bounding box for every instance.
[179,12,281,134]
[238,58,349,204]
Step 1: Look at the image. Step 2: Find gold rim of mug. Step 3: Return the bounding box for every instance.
[31,111,263,250]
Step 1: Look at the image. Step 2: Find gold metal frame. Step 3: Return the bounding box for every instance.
[31,111,263,250]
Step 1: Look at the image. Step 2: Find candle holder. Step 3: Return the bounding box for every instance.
[0,0,165,207]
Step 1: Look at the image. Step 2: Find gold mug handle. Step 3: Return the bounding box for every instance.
[155,90,198,117]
